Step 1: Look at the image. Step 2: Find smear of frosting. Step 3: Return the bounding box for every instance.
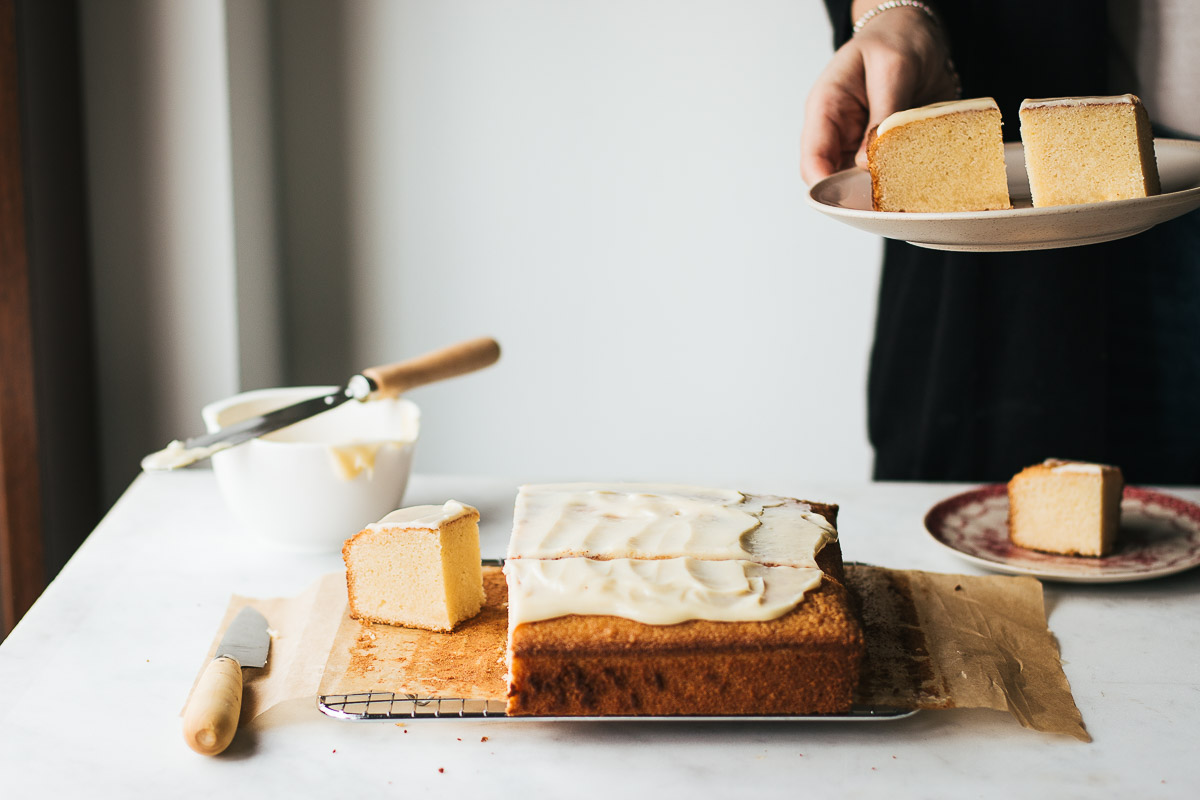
[368,500,474,529]
[505,557,822,625]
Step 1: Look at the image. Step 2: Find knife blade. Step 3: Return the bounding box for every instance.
[141,336,501,471]
[183,606,271,756]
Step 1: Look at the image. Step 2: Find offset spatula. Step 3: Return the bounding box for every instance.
[183,606,271,756]
[142,336,500,471]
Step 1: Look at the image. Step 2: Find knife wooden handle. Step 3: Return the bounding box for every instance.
[183,656,243,756]
[362,336,500,399]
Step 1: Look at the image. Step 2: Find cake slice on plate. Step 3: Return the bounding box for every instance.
[1019,94,1159,207]
[867,97,1011,213]
[1008,460,1124,557]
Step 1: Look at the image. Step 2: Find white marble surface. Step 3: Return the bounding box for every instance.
[1,471,1198,797]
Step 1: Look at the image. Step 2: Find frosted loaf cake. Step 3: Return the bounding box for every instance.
[503,483,863,716]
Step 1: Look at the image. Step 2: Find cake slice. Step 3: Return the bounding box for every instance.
[1019,94,1160,207]
[867,97,1011,212]
[343,500,484,631]
[1008,460,1124,557]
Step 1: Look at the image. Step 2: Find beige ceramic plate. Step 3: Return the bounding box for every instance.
[806,138,1200,252]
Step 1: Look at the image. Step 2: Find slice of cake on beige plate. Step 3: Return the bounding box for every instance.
[1019,94,1159,207]
[503,483,863,716]
[867,97,1011,213]
[1008,460,1124,557]
[343,500,485,631]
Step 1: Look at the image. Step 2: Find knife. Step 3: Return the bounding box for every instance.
[142,336,501,471]
[183,606,271,756]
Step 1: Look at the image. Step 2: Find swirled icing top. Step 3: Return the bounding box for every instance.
[506,483,836,568]
[505,557,823,625]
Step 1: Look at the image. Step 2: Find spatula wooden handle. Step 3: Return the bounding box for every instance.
[183,656,243,756]
[362,336,501,399]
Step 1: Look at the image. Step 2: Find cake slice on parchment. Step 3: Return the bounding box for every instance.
[1008,460,1124,557]
[867,97,1011,213]
[343,500,485,631]
[1019,94,1159,207]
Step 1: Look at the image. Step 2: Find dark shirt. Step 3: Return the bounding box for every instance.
[822,1,1200,484]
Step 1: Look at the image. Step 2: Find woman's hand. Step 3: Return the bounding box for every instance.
[800,6,959,184]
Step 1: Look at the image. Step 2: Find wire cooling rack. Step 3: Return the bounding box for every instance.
[317,692,917,723]
[319,559,917,724]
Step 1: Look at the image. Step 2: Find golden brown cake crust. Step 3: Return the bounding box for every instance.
[504,488,860,716]
[507,577,863,716]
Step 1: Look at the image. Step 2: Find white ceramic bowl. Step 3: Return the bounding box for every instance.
[202,386,420,552]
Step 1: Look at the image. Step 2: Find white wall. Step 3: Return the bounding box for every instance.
[80,0,243,501]
[82,0,883,503]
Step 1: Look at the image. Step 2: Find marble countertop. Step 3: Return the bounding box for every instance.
[1,471,1197,797]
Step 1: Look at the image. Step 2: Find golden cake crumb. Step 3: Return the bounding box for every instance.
[343,500,485,631]
[1008,459,1124,557]
[1019,94,1159,207]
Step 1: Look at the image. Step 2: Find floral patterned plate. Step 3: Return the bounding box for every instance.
[924,484,1200,583]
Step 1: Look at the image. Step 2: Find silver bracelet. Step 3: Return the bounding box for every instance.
[851,0,962,99]
[852,0,939,35]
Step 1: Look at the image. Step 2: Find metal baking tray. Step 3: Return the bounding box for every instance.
[317,692,917,723]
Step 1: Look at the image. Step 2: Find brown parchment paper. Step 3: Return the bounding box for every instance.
[846,565,1089,741]
[192,565,1087,740]
[184,572,347,724]
[318,568,509,701]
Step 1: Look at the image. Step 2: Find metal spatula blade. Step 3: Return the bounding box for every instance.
[141,336,500,471]
[140,385,362,470]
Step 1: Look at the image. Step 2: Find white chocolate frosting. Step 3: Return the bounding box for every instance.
[504,557,823,626]
[506,483,836,568]
[369,500,475,530]
[1044,459,1107,475]
[140,438,232,471]
[877,97,999,137]
[1021,94,1138,110]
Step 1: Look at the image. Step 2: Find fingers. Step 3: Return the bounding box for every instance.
[800,51,867,185]
[800,101,849,185]
[855,50,918,169]
[804,7,954,173]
